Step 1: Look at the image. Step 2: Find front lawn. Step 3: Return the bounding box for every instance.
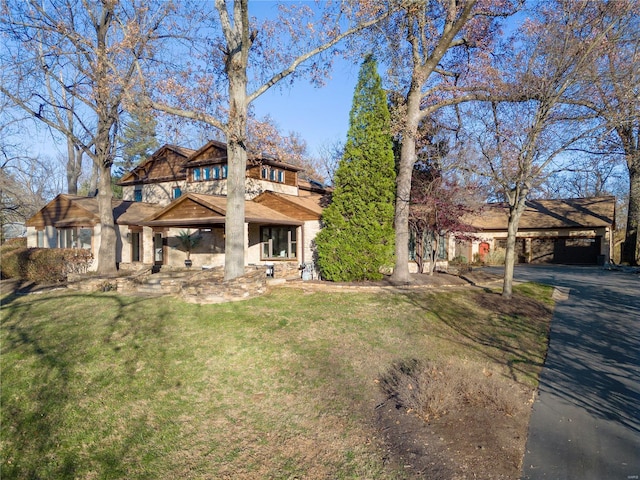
[0,283,552,479]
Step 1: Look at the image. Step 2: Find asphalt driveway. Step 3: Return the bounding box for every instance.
[486,265,639,479]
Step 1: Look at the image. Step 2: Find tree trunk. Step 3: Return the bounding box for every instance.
[66,139,82,195]
[223,2,250,281]
[95,162,117,274]
[428,232,438,276]
[622,154,640,265]
[224,131,248,281]
[502,202,525,298]
[391,83,421,283]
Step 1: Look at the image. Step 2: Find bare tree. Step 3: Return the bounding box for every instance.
[1,0,176,273]
[467,1,629,297]
[384,0,520,284]
[150,0,401,280]
[563,6,640,265]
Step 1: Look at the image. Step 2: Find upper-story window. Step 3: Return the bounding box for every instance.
[134,187,142,202]
[193,165,227,181]
[261,166,285,183]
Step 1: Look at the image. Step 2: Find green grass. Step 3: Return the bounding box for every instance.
[0,284,553,479]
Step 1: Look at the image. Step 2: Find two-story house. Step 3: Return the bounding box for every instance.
[26,141,330,276]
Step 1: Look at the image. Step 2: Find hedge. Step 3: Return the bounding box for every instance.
[1,247,93,283]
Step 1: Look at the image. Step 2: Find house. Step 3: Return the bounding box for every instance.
[456,196,616,265]
[26,141,330,277]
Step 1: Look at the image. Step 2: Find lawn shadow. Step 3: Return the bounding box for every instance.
[401,288,552,386]
[1,291,171,479]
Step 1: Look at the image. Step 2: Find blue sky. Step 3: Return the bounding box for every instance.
[252,57,360,156]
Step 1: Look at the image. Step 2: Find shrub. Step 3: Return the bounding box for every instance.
[379,358,528,421]
[0,247,93,282]
[0,237,26,255]
[485,247,506,265]
[450,255,468,265]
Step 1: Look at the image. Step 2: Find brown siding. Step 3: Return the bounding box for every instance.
[26,197,98,228]
[255,197,319,221]
[284,170,296,187]
[247,165,261,180]
[190,144,226,163]
[157,199,222,221]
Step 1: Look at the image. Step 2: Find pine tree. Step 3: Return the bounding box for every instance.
[315,55,396,281]
[118,105,159,174]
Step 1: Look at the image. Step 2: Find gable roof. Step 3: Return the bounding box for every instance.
[26,194,162,228]
[142,193,303,227]
[183,140,228,168]
[469,196,616,231]
[252,191,325,221]
[118,144,195,185]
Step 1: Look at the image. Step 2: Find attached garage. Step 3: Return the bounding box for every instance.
[466,197,616,266]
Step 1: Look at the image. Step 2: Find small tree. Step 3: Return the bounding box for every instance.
[315,55,396,281]
[177,230,202,266]
[409,163,479,275]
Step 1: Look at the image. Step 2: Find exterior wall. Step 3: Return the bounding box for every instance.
[247,223,261,265]
[463,226,613,264]
[186,180,227,197]
[302,220,321,265]
[245,178,298,199]
[123,178,298,203]
[122,180,187,206]
[160,227,226,269]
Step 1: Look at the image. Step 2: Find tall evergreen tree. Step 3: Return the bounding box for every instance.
[118,106,159,174]
[315,55,396,281]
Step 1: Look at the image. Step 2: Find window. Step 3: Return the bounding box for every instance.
[57,227,92,249]
[203,167,211,180]
[221,165,228,178]
[173,187,182,199]
[261,166,285,183]
[131,231,142,262]
[193,167,201,181]
[261,226,297,259]
[37,230,44,248]
[134,188,142,202]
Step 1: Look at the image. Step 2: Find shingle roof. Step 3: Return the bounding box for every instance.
[468,196,615,231]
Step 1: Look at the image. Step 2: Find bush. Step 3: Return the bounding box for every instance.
[0,247,93,283]
[450,255,468,265]
[0,237,26,255]
[379,358,528,421]
[485,247,506,265]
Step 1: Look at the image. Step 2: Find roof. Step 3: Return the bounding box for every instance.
[141,193,303,227]
[118,144,195,185]
[25,194,162,228]
[252,191,326,220]
[468,196,616,231]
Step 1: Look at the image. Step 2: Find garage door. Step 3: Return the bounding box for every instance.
[552,237,600,264]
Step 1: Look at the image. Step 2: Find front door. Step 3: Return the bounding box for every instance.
[154,233,164,266]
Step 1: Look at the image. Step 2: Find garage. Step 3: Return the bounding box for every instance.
[469,197,615,266]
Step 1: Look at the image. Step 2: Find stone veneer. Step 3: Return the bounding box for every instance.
[67,265,275,304]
